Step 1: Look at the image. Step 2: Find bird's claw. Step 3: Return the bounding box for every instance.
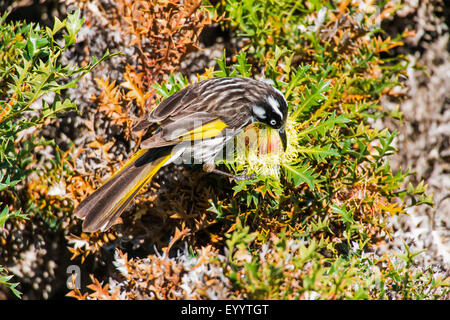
[233,173,256,181]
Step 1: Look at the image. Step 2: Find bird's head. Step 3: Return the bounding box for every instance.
[251,87,288,151]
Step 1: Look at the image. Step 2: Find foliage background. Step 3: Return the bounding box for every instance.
[0,0,448,299]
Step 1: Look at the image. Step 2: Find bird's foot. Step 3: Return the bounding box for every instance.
[203,163,255,181]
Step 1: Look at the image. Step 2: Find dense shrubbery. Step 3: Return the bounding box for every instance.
[0,9,115,298]
[0,0,448,299]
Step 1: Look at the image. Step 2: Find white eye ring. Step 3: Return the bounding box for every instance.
[270,119,277,126]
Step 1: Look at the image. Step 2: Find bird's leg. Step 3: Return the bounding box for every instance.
[203,163,256,181]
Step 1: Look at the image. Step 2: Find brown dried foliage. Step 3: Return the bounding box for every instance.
[62,1,230,279]
[89,0,218,116]
[118,0,212,83]
[68,246,234,300]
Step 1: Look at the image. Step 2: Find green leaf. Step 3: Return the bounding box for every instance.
[0,171,20,191]
[52,16,65,35]
[0,205,27,229]
[208,198,224,219]
[331,204,355,225]
[396,241,424,268]
[42,98,76,118]
[65,9,83,37]
[26,30,49,58]
[235,51,252,77]
[215,50,235,77]
[63,10,84,47]
[297,145,339,162]
[0,266,22,299]
[293,79,331,119]
[282,163,317,189]
[298,113,351,139]
[285,65,310,99]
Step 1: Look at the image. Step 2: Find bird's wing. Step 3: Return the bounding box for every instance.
[135,77,237,127]
[140,112,228,149]
[133,86,194,132]
[150,84,201,121]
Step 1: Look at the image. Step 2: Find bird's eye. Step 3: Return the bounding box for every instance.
[270,119,277,126]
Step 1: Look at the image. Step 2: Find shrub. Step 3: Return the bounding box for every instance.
[67,1,447,300]
[0,9,115,298]
[2,0,447,300]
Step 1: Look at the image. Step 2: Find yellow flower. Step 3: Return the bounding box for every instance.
[234,116,299,178]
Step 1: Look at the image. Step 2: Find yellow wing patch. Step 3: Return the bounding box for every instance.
[179,118,228,141]
[96,152,172,231]
[108,153,172,216]
[103,148,148,185]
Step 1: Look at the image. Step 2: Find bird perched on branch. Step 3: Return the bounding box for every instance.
[75,77,288,232]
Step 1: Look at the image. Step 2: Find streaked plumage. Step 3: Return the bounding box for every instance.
[75,77,289,232]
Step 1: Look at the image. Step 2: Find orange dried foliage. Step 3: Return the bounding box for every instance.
[69,1,218,216]
[67,232,117,263]
[95,77,128,126]
[67,274,121,300]
[332,183,401,241]
[81,0,218,141]
[373,35,404,54]
[90,0,218,112]
[68,246,234,300]
[121,66,151,112]
[117,0,215,83]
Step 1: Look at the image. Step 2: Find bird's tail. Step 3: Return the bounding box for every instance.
[74,146,173,232]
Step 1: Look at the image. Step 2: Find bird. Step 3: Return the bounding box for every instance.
[74,76,289,232]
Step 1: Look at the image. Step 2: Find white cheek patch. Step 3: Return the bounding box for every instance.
[267,95,283,119]
[273,87,288,107]
[252,105,267,119]
[271,88,288,119]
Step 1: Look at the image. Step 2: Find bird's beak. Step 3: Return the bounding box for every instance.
[278,127,287,152]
